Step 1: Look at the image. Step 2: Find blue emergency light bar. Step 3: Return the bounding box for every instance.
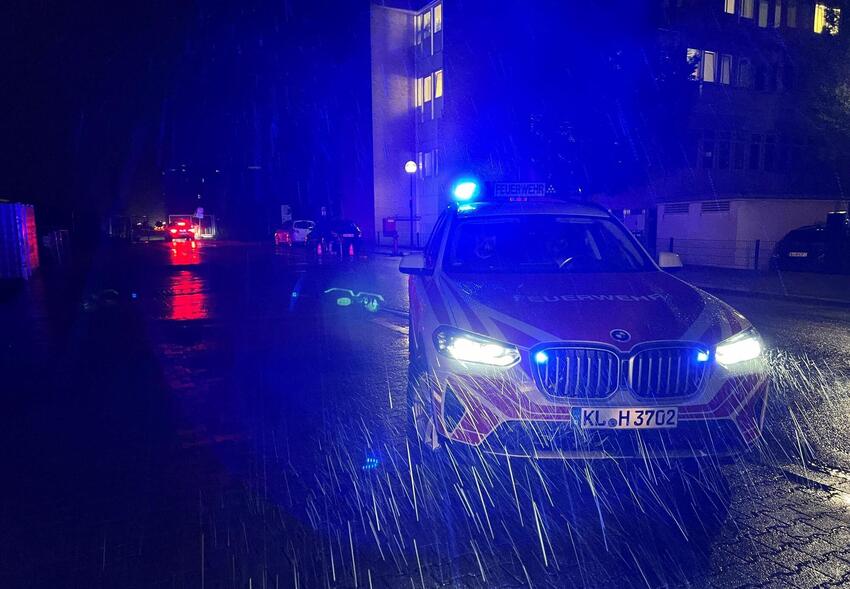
[452,179,480,202]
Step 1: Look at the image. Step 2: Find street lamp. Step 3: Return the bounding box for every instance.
[404,160,417,247]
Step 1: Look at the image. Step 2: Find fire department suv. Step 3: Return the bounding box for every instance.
[400,199,768,459]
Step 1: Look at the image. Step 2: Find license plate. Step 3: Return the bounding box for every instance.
[579,407,678,430]
[788,251,808,258]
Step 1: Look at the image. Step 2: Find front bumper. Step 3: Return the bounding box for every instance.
[427,365,769,460]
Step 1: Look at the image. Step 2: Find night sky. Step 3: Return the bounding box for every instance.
[0,1,373,234]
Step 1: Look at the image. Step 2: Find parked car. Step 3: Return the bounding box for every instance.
[772,212,849,273]
[307,218,361,254]
[274,219,315,246]
[132,221,167,243]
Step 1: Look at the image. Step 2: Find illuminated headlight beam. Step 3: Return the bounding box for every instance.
[715,329,763,366]
[434,327,520,367]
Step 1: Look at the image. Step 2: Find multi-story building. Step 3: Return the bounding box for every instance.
[646,0,849,267]
[370,0,848,265]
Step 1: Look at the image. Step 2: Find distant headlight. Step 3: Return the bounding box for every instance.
[433,327,520,367]
[715,329,763,366]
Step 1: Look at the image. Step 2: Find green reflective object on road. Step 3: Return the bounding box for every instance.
[336,297,352,307]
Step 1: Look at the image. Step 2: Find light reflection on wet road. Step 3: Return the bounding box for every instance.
[1,242,849,588]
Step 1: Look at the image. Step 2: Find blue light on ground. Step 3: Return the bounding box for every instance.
[362,456,380,470]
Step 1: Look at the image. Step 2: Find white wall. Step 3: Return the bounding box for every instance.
[657,198,849,269]
[370,5,416,245]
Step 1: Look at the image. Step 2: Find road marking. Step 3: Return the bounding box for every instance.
[372,317,408,335]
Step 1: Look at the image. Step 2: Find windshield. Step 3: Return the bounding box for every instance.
[444,215,653,273]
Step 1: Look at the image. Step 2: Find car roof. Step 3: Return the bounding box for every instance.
[454,200,611,219]
[787,224,824,234]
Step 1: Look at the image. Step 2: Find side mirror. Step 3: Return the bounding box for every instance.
[399,252,433,276]
[658,251,683,272]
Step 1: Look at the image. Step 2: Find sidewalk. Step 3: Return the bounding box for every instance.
[678,265,850,306]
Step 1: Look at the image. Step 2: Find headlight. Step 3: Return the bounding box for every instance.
[433,327,520,367]
[715,329,763,366]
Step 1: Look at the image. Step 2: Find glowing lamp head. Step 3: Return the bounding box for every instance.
[404,160,418,174]
[452,180,480,202]
[534,351,549,364]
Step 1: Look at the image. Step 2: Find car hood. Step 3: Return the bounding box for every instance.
[431,271,748,350]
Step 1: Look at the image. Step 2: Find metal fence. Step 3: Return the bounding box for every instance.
[656,238,778,270]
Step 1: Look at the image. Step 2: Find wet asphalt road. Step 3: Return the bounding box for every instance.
[1,241,849,589]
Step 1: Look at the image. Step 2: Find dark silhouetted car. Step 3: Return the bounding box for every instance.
[307,218,362,254]
[772,211,850,273]
[772,225,827,271]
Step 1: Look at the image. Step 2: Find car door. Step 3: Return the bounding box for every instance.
[410,211,451,350]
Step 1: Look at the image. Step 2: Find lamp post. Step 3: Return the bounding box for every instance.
[404,160,417,247]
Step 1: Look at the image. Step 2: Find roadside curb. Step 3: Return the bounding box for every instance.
[368,249,422,258]
[694,284,850,308]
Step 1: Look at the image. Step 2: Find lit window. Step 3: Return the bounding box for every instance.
[423,10,431,37]
[434,4,442,33]
[774,0,782,27]
[687,48,700,80]
[741,0,754,18]
[424,151,433,176]
[758,0,769,26]
[415,77,423,108]
[703,51,716,82]
[424,75,433,102]
[725,0,736,14]
[814,3,840,35]
[721,55,732,84]
[414,14,421,45]
[787,1,797,26]
[435,69,443,98]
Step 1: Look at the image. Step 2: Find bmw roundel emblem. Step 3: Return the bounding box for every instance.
[610,329,631,343]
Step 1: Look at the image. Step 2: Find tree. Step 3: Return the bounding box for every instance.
[792,2,850,190]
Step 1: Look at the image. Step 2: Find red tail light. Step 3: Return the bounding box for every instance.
[170,228,177,234]
[177,221,186,227]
